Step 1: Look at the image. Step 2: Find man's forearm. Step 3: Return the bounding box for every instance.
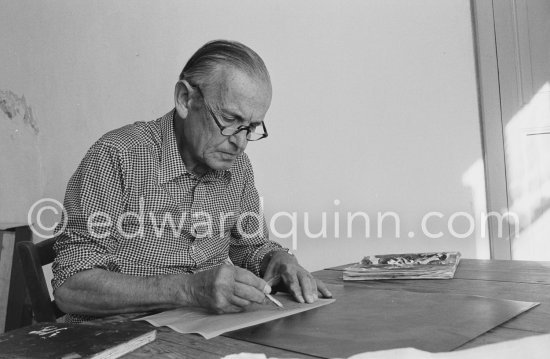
[54,269,192,316]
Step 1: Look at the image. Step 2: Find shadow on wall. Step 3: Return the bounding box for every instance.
[0,90,43,226]
[462,83,550,261]
[506,82,550,260]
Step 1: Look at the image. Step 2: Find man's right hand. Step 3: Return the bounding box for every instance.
[183,264,270,314]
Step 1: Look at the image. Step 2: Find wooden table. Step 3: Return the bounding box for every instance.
[122,259,550,358]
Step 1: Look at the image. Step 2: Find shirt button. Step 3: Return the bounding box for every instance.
[191,245,196,254]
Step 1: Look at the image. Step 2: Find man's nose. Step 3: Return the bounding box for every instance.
[229,130,248,150]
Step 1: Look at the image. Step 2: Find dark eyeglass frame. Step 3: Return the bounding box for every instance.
[185,81,268,141]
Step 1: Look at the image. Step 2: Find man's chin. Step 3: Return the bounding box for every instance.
[207,158,235,171]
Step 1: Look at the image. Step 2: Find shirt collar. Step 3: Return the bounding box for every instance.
[158,109,232,184]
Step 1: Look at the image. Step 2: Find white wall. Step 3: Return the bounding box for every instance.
[0,0,485,273]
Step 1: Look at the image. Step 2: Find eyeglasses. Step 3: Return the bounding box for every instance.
[186,81,268,141]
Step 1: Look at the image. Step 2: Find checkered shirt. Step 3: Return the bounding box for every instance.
[52,110,286,323]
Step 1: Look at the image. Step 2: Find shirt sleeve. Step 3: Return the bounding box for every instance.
[52,142,126,292]
[229,155,288,276]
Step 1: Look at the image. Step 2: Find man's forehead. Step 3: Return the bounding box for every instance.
[207,66,271,120]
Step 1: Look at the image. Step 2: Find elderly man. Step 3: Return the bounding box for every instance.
[53,40,331,323]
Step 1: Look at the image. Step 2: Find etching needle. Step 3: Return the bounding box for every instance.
[266,275,284,308]
[265,292,284,308]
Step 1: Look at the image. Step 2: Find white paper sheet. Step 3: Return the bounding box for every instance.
[136,294,335,339]
[347,333,550,359]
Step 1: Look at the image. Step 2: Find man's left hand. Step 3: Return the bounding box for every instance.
[262,251,332,303]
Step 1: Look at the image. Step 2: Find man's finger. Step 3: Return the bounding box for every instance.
[316,279,333,298]
[297,271,315,303]
[234,266,270,294]
[233,282,266,304]
[283,273,304,303]
[209,294,244,314]
[229,294,252,309]
[311,276,319,300]
[220,303,246,314]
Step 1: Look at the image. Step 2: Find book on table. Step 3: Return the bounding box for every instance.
[343,251,461,280]
[0,322,156,359]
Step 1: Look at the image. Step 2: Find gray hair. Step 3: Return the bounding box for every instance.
[179,40,271,89]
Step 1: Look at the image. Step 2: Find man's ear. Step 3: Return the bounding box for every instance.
[174,80,192,119]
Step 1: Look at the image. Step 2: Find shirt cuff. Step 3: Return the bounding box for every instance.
[52,252,120,292]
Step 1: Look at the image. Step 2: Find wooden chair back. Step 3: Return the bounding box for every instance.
[16,238,64,322]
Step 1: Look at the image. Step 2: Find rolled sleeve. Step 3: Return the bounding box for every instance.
[52,230,121,291]
[52,142,126,292]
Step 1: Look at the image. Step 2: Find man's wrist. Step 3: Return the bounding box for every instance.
[165,273,195,307]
